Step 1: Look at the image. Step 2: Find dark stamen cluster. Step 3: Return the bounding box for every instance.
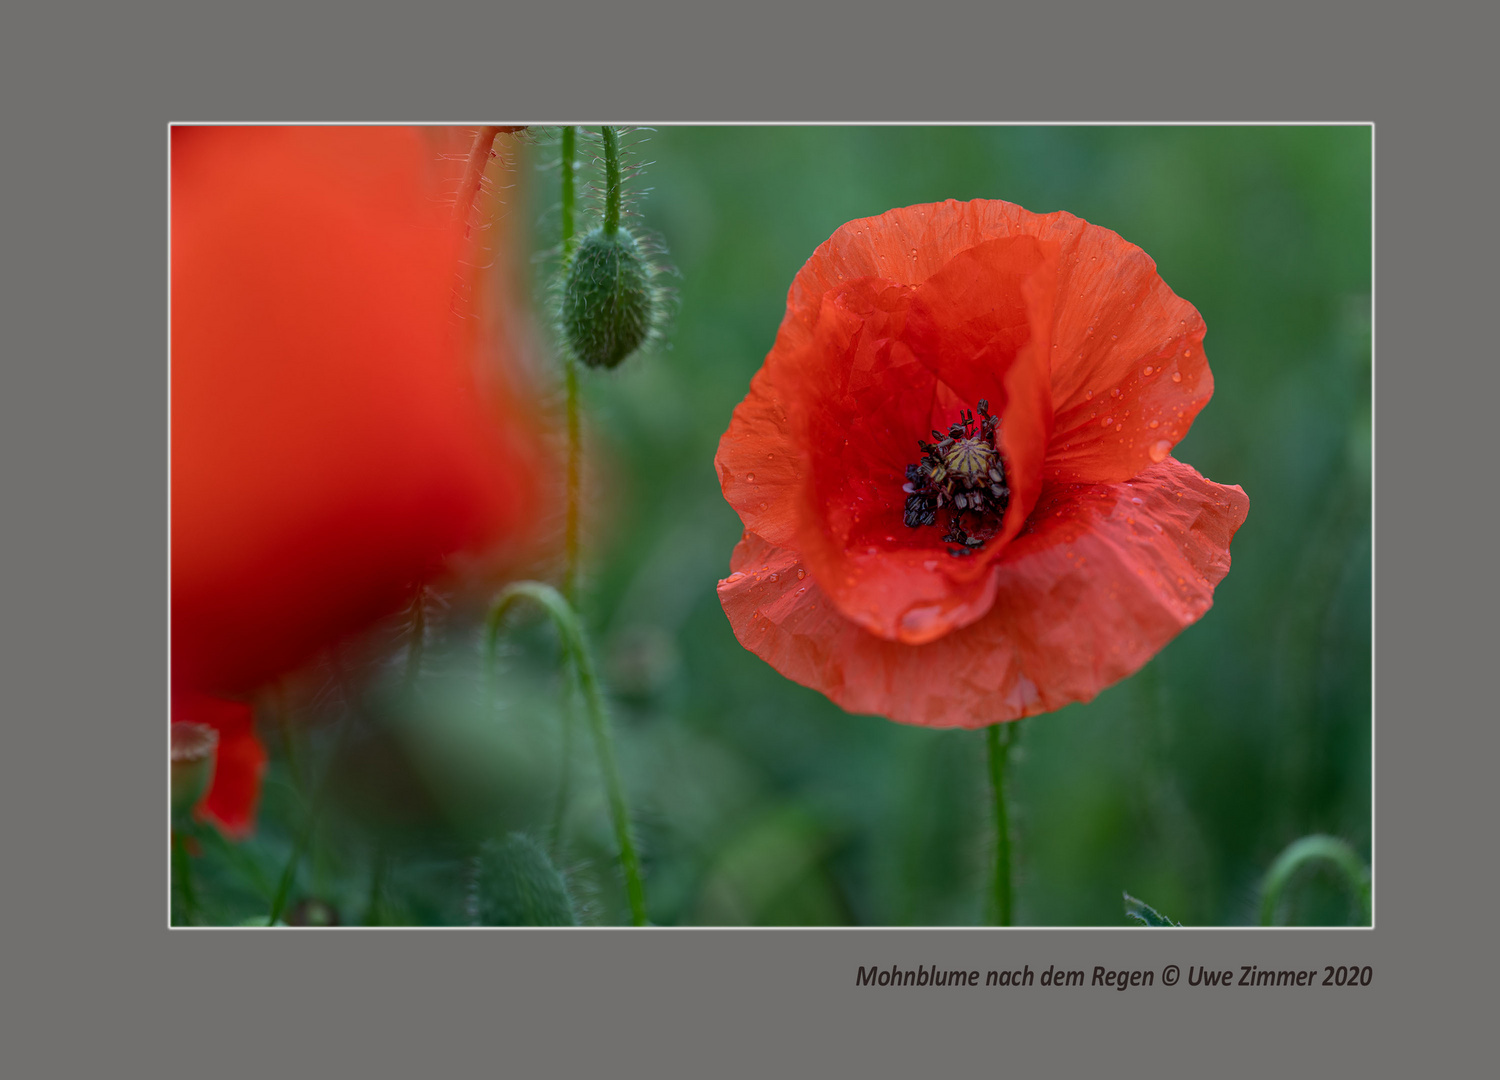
[903,399,1011,556]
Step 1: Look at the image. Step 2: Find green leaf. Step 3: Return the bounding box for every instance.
[471,834,578,927]
[1123,891,1181,927]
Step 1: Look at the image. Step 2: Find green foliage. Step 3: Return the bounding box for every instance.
[1123,892,1182,927]
[471,834,578,927]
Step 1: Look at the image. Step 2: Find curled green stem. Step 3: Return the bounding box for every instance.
[1259,834,1371,926]
[485,581,647,926]
[986,722,1020,926]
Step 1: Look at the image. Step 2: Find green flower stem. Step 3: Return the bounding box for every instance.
[557,125,583,839]
[172,829,197,925]
[600,126,621,237]
[560,126,577,261]
[267,720,350,925]
[559,125,582,607]
[365,846,387,926]
[1259,834,1371,926]
[485,581,647,926]
[986,721,1021,926]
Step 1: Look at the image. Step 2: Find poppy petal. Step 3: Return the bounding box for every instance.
[174,693,268,839]
[718,458,1248,728]
[172,126,538,695]
[720,234,1060,646]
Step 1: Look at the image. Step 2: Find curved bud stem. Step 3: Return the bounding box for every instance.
[484,581,648,926]
[1259,834,1371,926]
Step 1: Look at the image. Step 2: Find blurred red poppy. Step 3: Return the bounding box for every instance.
[716,199,1248,727]
[171,126,540,833]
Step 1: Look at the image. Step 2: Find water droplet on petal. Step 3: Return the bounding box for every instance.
[1102,416,1113,427]
[1143,366,1154,376]
[725,572,746,583]
[796,568,805,580]
[1149,440,1172,463]
[746,473,755,483]
[899,604,944,636]
[1111,388,1120,398]
[1172,372,1182,383]
[768,573,778,582]
[1085,389,1094,399]
[1149,420,1159,429]
[1131,497,1144,505]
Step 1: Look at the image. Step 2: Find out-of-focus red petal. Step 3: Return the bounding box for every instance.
[174,693,267,839]
[171,126,538,696]
[718,459,1248,728]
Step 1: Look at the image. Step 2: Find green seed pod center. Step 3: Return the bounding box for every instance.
[562,227,654,370]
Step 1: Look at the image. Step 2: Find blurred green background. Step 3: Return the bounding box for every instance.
[176,126,1371,927]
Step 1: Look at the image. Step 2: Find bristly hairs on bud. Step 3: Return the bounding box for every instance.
[555,126,675,371]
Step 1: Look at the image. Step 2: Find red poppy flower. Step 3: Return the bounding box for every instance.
[171,126,541,831]
[716,199,1248,728]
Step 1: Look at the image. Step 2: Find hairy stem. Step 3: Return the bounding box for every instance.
[405,586,426,689]
[267,721,350,925]
[560,126,577,260]
[560,126,582,606]
[986,721,1021,926]
[485,582,647,926]
[453,126,501,228]
[600,126,621,236]
[172,830,197,925]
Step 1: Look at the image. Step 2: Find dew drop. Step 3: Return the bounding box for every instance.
[1131,497,1144,505]
[1085,389,1094,399]
[766,453,774,461]
[796,568,805,580]
[746,473,755,483]
[1111,388,1120,398]
[768,573,778,582]
[899,604,944,636]
[1102,416,1113,427]
[796,587,806,595]
[1184,348,1193,357]
[1172,372,1182,383]
[1149,420,1159,429]
[1149,440,1171,463]
[760,502,767,510]
[725,572,746,583]
[1143,365,1154,376]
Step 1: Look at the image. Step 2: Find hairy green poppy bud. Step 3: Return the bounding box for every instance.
[470,833,578,926]
[562,227,654,369]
